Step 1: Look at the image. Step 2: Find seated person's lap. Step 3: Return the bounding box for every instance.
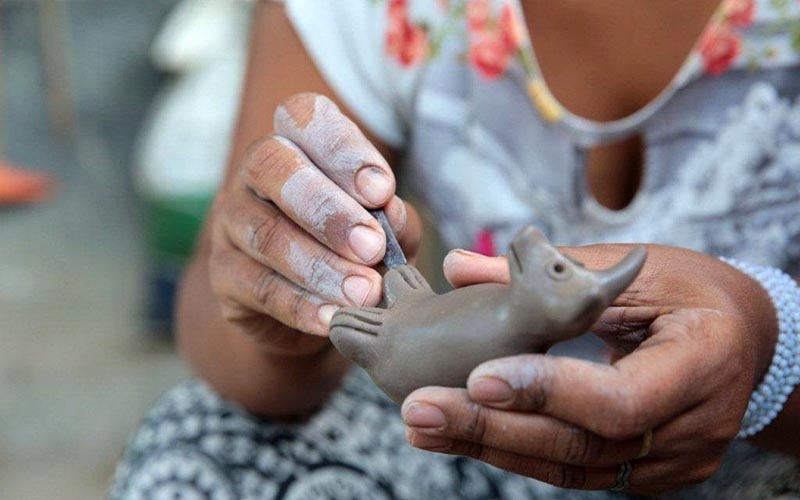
[110,370,799,500]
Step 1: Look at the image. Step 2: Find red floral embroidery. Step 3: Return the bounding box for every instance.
[386,0,429,67]
[472,229,497,256]
[466,1,525,80]
[500,3,524,52]
[469,28,514,79]
[388,0,407,26]
[700,24,742,75]
[724,0,756,28]
[466,0,491,30]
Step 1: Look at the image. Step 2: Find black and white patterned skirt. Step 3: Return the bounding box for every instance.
[110,369,799,500]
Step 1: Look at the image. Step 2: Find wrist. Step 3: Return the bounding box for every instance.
[720,258,800,438]
[723,260,781,385]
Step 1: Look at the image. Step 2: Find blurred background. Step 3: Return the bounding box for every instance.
[0,0,249,497]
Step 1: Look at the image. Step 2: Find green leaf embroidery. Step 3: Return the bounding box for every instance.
[770,0,790,12]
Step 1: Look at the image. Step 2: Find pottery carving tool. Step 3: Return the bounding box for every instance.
[369,209,407,269]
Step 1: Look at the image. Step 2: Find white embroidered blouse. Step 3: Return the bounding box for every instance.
[283,0,800,273]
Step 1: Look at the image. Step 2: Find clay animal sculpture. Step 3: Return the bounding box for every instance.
[329,226,647,403]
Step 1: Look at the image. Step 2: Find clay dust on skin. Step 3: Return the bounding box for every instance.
[502,361,539,391]
[271,135,339,237]
[293,288,334,335]
[274,95,390,190]
[287,240,347,303]
[470,357,540,393]
[280,165,339,237]
[275,134,376,246]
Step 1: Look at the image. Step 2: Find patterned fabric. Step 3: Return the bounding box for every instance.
[112,2,800,497]
[384,0,800,122]
[111,370,800,499]
[285,0,800,258]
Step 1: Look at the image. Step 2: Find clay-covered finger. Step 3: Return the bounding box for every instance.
[209,246,338,336]
[241,134,386,265]
[274,93,396,208]
[221,195,382,307]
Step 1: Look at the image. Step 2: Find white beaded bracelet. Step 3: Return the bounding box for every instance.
[720,258,800,438]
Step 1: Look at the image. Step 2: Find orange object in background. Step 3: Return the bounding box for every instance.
[0,160,55,205]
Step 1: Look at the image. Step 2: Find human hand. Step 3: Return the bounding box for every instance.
[208,93,420,355]
[401,244,777,495]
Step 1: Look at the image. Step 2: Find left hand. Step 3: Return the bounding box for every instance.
[401,244,777,496]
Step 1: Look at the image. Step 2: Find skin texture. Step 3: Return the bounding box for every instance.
[403,246,796,495]
[524,0,723,210]
[175,1,800,495]
[330,227,646,403]
[177,3,422,417]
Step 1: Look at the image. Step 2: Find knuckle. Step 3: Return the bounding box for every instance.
[599,393,647,440]
[543,463,571,489]
[308,191,340,223]
[542,462,588,490]
[279,92,322,114]
[306,251,340,290]
[209,195,234,240]
[561,426,604,466]
[563,464,589,489]
[289,288,315,332]
[274,93,327,134]
[519,362,552,411]
[244,136,298,183]
[252,268,280,309]
[218,299,246,324]
[248,214,284,259]
[463,440,489,463]
[324,127,357,158]
[306,193,347,244]
[459,404,489,443]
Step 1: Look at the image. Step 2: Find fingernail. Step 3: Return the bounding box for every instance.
[402,402,446,429]
[348,225,384,263]
[342,275,374,306]
[317,304,339,327]
[388,196,407,234]
[468,376,513,403]
[451,249,481,258]
[406,429,452,450]
[443,249,480,267]
[356,166,393,205]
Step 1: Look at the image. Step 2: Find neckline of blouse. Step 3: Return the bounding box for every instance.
[507,0,741,146]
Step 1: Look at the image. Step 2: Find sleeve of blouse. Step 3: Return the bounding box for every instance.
[283,0,406,149]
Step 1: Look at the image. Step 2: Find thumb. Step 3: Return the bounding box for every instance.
[442,249,510,288]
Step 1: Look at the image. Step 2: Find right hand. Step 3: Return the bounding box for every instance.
[208,93,421,354]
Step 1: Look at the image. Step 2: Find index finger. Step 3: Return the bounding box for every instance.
[274,93,396,208]
[467,310,734,440]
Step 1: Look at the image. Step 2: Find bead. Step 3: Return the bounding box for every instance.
[721,258,800,438]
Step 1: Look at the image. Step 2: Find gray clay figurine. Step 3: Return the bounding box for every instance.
[329,226,647,403]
